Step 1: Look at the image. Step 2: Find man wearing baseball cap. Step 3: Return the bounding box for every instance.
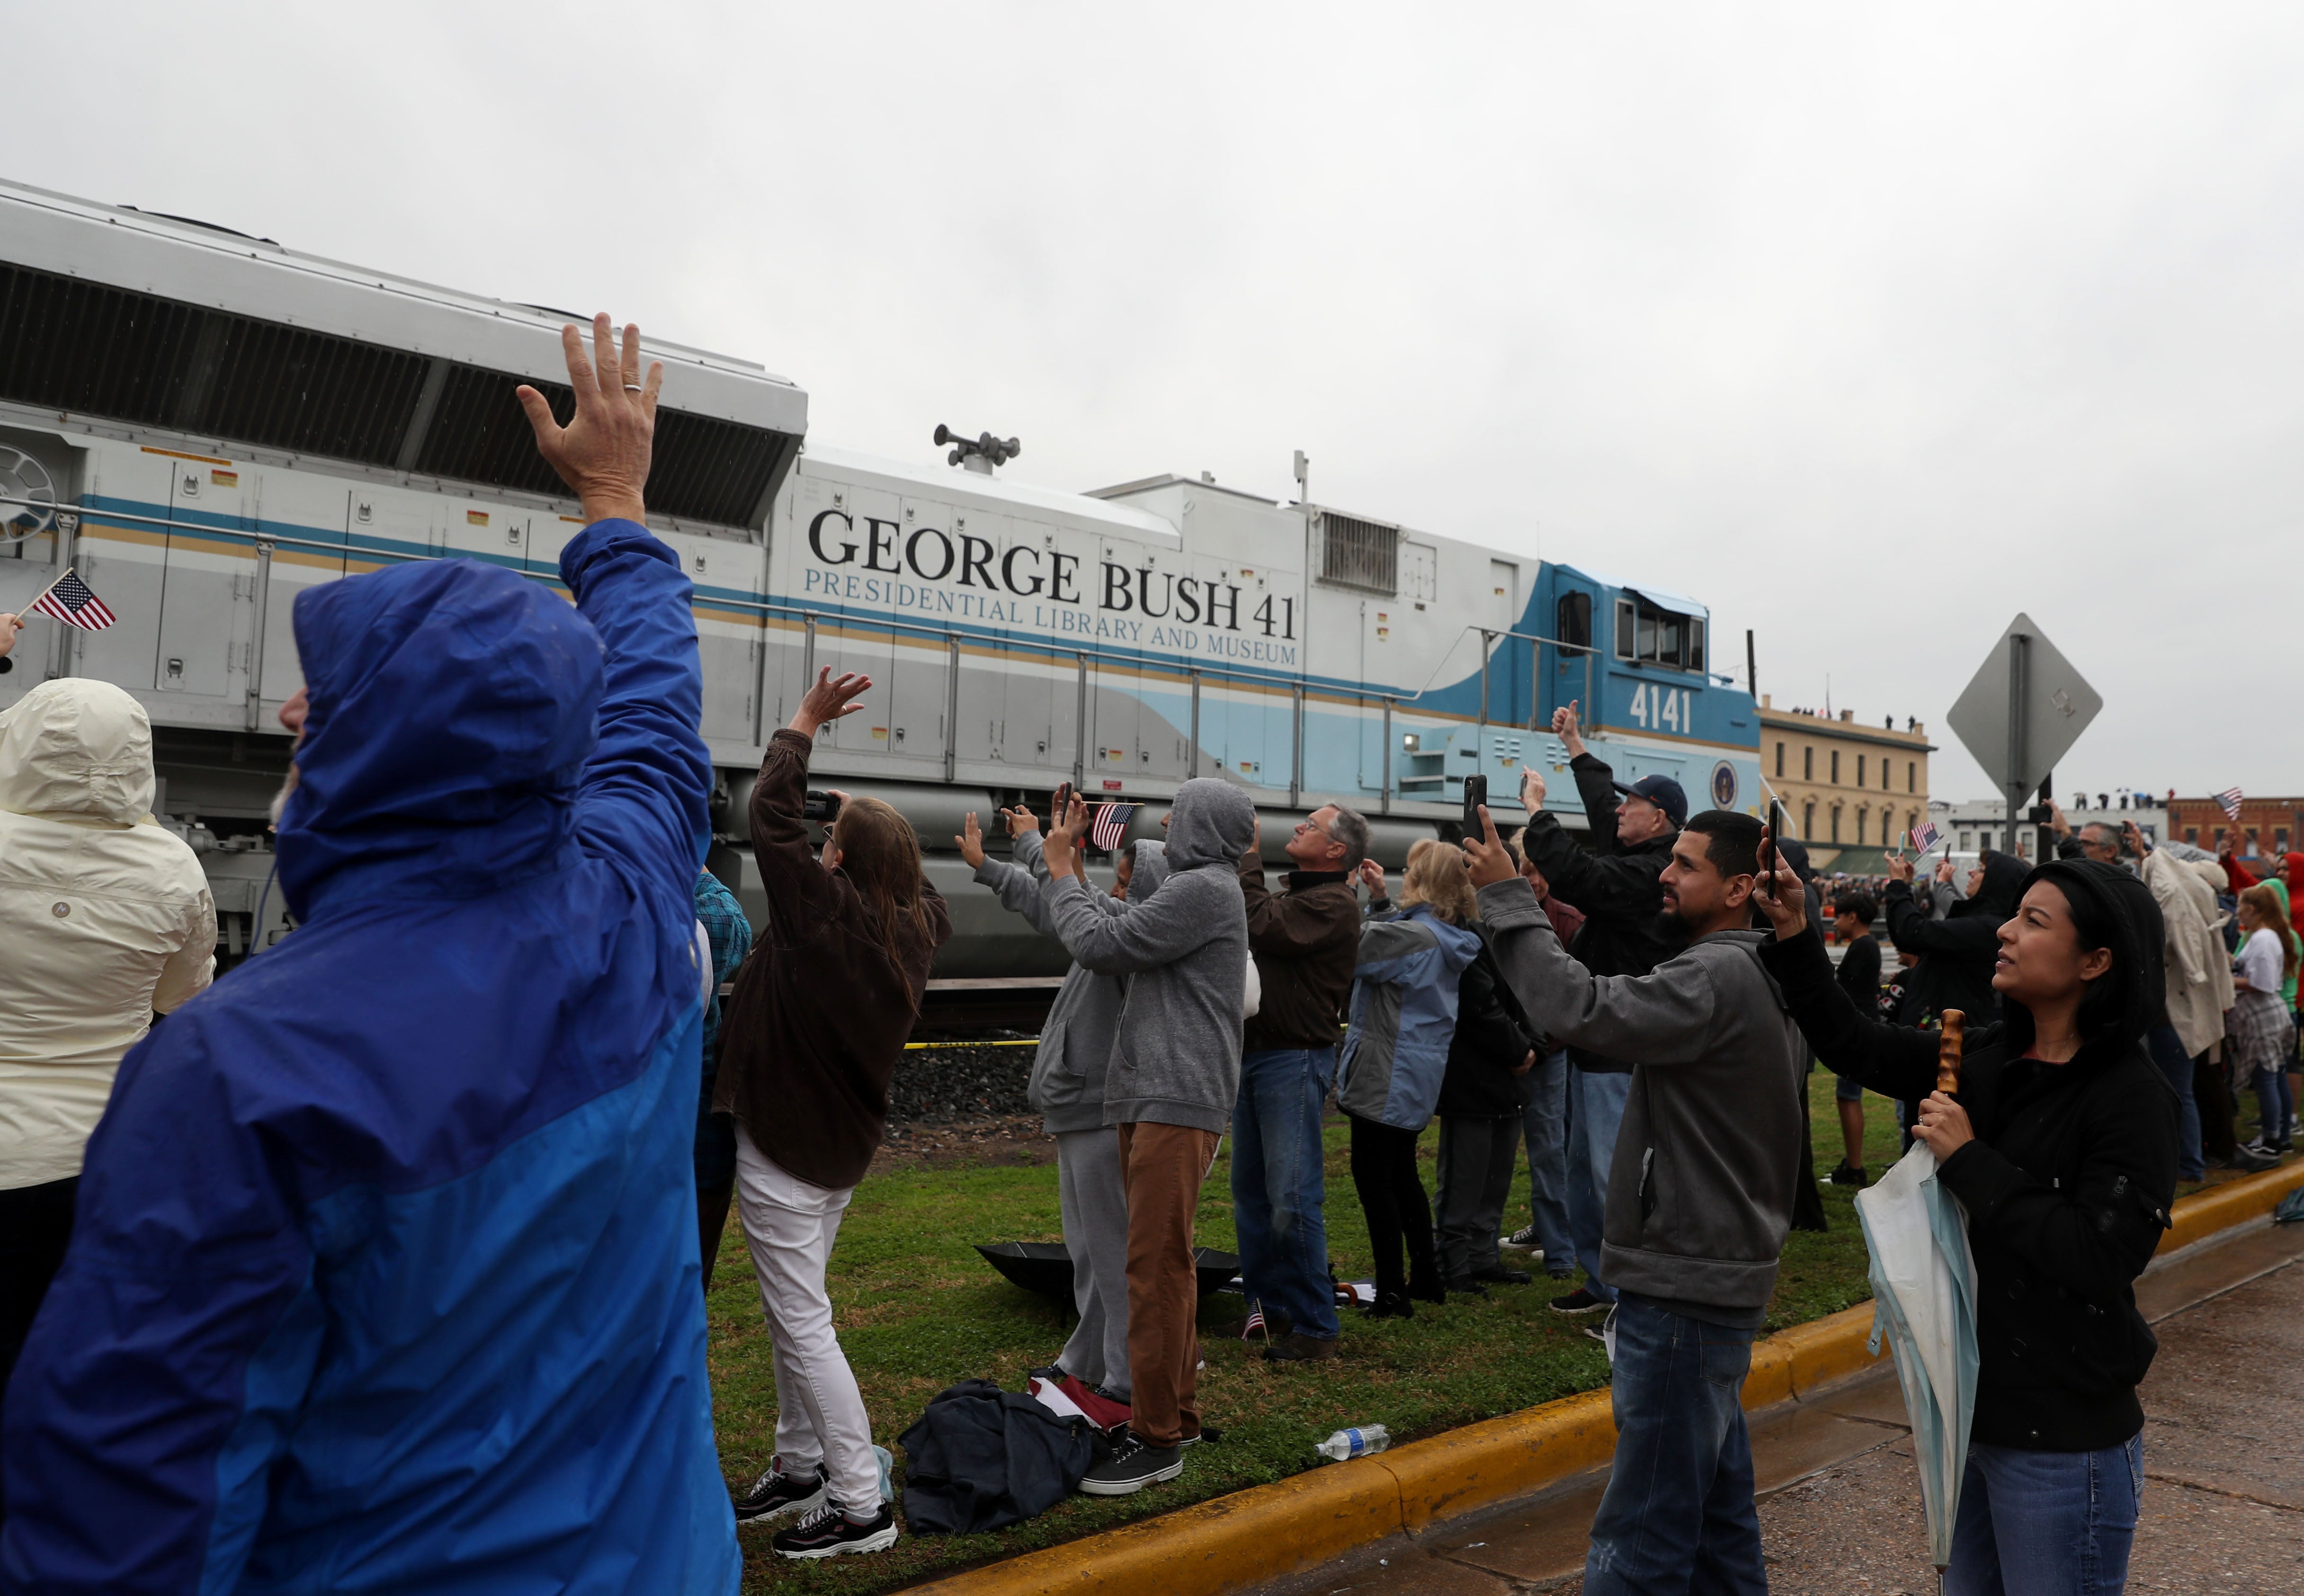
[1512,700,1687,1321]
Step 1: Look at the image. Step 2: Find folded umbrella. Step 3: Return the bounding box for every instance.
[1853,1140,1979,1573]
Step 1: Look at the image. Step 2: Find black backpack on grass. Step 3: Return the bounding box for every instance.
[897,1379,1096,1534]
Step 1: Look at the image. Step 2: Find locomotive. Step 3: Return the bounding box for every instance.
[0,178,1763,980]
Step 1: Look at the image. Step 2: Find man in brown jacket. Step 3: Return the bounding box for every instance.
[1231,803,1369,1360]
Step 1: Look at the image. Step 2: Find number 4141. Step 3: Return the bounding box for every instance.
[1627,683,1690,733]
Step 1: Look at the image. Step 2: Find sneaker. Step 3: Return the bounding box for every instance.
[2224,1145,2279,1171]
[770,1502,899,1559]
[1829,1160,1868,1188]
[1079,1432,1185,1496]
[1500,1224,1539,1250]
[733,1455,827,1523]
[1442,1275,1489,1296]
[1263,1331,1341,1362]
[1471,1264,1532,1286]
[1361,1289,1414,1320]
[1549,1286,1609,1316]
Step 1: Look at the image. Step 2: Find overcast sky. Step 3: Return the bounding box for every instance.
[15,3,2301,802]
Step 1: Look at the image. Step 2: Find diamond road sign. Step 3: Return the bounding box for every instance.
[1944,612,2102,805]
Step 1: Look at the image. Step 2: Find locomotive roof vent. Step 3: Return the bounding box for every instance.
[935,424,1020,475]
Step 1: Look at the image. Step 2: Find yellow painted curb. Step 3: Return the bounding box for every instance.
[907,1165,2295,1596]
[2157,1159,2304,1255]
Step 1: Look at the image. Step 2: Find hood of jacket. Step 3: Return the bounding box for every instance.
[1127,839,1170,902]
[1956,848,2029,920]
[1163,778,1257,872]
[0,679,157,826]
[277,558,605,921]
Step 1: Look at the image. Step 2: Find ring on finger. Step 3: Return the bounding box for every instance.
[624,383,643,392]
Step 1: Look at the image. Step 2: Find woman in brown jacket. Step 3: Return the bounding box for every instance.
[716,668,951,1559]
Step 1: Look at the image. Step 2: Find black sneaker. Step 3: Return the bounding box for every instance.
[1471,1264,1532,1286]
[770,1501,899,1559]
[1442,1275,1489,1296]
[1362,1289,1414,1320]
[1549,1286,1608,1316]
[1079,1432,1185,1496]
[1829,1160,1869,1188]
[1500,1224,1539,1250]
[733,1455,827,1523]
[2225,1145,2279,1171]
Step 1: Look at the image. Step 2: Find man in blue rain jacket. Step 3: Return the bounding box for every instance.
[0,318,738,1595]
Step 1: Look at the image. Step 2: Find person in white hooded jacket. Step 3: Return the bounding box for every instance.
[0,667,216,1415]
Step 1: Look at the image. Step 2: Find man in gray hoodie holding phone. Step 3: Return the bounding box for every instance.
[1465,800,1802,1596]
[1040,778,1257,1498]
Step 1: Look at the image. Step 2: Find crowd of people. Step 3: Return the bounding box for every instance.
[0,316,2269,1594]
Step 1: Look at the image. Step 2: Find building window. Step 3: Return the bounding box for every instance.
[1831,751,1840,784]
[2185,827,2197,845]
[2279,828,2292,853]
[1959,830,1972,851]
[1907,811,1919,844]
[1804,747,1814,780]
[1804,801,1816,839]
[1857,754,1866,788]
[1979,829,1994,852]
[1831,806,1842,843]
[1775,741,1784,778]
[1907,761,1916,793]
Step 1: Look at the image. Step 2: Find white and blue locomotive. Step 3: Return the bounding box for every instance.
[0,178,1761,976]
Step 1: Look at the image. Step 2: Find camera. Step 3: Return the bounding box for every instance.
[801,790,842,822]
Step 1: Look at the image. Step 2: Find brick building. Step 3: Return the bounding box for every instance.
[2165,795,2304,857]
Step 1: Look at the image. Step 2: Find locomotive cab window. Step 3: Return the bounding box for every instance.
[1612,595,1705,670]
[1556,590,1592,652]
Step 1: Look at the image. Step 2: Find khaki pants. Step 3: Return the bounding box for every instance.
[1115,1121,1221,1449]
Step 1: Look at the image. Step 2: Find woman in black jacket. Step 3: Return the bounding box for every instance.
[1753,853,2176,1596]
[1431,939,1543,1293]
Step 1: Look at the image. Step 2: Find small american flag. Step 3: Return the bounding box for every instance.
[1907,820,1940,855]
[29,568,116,632]
[1089,802,1139,853]
[2216,787,2244,821]
[1239,1301,1267,1340]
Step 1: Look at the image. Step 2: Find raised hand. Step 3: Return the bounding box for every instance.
[0,613,18,659]
[516,314,661,526]
[1355,857,1386,895]
[956,812,987,869]
[789,668,872,738]
[1752,834,1810,939]
[1464,805,1517,888]
[1885,851,1917,883]
[1520,765,1547,811]
[1001,805,1040,838]
[1550,699,1586,758]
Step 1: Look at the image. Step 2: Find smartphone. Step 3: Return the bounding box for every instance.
[1053,782,1074,826]
[1462,774,1489,837]
[801,789,842,822]
[1762,798,1788,900]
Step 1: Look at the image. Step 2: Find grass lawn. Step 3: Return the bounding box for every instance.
[706,1069,1915,1595]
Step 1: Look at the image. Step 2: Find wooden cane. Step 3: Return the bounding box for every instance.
[1936,1008,1965,1096]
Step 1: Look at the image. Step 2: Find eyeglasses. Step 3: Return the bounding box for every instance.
[1295,818,1333,840]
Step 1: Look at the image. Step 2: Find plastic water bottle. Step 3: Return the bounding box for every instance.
[1315,1425,1389,1462]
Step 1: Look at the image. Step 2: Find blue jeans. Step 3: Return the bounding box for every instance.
[1519,1049,1576,1273]
[1231,1047,1341,1339]
[1947,1437,2143,1596]
[2144,1024,2204,1180]
[1567,1065,1632,1302]
[1585,1293,1764,1595]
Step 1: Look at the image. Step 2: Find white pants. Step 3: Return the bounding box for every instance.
[733,1128,879,1514]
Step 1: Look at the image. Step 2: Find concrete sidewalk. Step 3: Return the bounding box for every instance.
[1266,1221,2304,1596]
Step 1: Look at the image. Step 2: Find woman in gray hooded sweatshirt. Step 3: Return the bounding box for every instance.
[961,802,1169,1405]
[1038,778,1256,1498]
